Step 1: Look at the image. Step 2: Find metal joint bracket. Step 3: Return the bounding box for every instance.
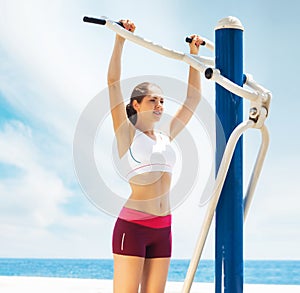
[244,74,272,128]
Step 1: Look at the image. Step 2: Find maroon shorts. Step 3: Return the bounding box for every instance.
[112,218,172,258]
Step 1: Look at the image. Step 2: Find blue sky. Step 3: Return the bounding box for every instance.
[0,0,299,260]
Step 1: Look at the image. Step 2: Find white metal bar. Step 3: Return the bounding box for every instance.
[201,38,215,51]
[191,55,215,66]
[106,20,186,61]
[104,18,264,104]
[211,69,259,102]
[244,73,270,94]
[182,54,208,73]
[244,124,270,220]
[181,119,255,293]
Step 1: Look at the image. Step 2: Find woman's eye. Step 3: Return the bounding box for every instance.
[149,98,164,104]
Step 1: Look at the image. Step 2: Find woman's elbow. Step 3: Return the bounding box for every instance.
[107,76,117,86]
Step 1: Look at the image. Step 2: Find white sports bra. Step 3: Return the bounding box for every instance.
[119,129,176,181]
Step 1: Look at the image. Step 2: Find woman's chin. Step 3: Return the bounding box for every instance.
[153,113,162,120]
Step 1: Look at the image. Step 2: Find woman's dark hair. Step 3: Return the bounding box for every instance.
[126,82,162,125]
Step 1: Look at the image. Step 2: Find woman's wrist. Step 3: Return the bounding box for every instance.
[190,48,199,55]
[115,35,125,46]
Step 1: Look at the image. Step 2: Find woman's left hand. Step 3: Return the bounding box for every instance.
[188,35,204,55]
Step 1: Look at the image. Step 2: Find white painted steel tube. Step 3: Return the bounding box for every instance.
[244,124,270,220]
[182,54,208,73]
[202,38,215,51]
[191,55,215,66]
[103,18,261,103]
[244,74,270,94]
[106,20,186,61]
[181,120,255,293]
[211,69,259,101]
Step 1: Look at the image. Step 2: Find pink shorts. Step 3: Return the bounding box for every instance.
[112,207,172,258]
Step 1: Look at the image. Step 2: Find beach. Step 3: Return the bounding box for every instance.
[1,276,300,293]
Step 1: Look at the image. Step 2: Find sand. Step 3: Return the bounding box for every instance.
[0,276,299,293]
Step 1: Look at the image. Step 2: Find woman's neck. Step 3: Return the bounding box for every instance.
[135,121,155,134]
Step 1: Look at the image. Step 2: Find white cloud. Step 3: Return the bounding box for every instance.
[0,121,72,226]
[0,1,106,147]
[0,213,114,258]
[0,119,115,258]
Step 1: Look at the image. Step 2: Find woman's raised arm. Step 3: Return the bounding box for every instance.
[169,35,203,140]
[107,20,136,157]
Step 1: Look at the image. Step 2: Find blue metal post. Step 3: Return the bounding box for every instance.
[215,17,244,293]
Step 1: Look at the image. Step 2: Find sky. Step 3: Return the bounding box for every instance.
[0,0,299,261]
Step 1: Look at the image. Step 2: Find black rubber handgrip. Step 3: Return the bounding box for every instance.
[116,21,125,28]
[83,16,106,25]
[185,37,206,46]
[83,16,125,28]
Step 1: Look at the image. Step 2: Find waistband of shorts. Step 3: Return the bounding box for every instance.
[118,207,171,228]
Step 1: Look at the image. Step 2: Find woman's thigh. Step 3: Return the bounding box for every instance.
[141,257,171,293]
[113,254,145,293]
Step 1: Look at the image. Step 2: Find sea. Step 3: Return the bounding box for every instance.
[0,259,299,285]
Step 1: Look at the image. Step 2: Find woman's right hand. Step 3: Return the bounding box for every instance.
[116,19,136,42]
[187,34,203,55]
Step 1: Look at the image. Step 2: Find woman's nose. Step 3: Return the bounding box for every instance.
[155,101,163,108]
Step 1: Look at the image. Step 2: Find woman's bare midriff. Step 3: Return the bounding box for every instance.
[124,171,172,216]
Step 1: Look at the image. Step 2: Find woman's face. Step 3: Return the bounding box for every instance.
[134,85,164,123]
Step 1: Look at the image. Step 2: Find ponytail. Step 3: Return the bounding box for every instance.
[126,103,137,125]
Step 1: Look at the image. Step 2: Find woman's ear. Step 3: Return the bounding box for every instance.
[132,100,140,112]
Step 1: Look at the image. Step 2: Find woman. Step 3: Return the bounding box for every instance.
[107,19,203,293]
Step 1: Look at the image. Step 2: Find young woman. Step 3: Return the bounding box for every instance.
[107,19,203,293]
